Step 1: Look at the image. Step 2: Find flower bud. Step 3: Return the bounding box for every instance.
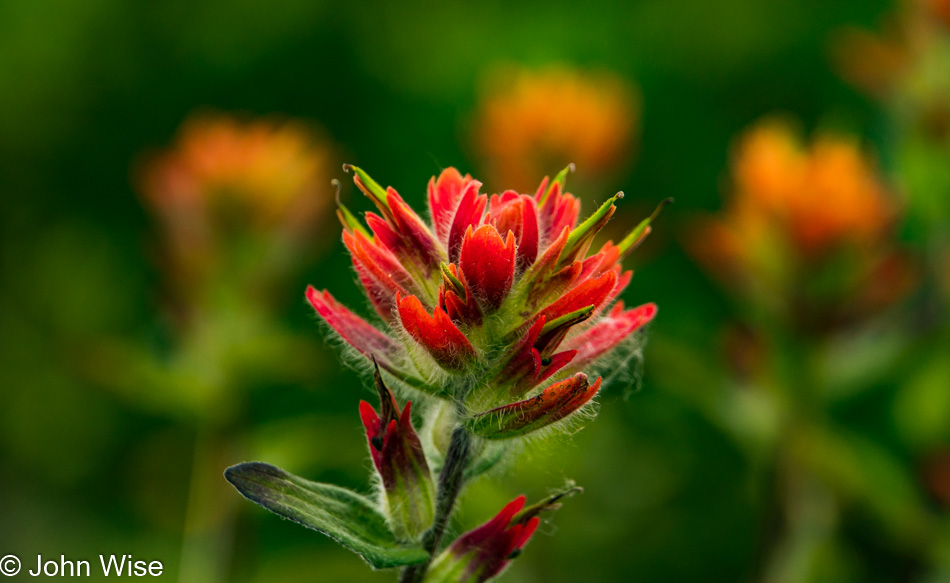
[423,496,538,583]
[360,361,435,541]
[467,373,602,439]
[310,165,658,428]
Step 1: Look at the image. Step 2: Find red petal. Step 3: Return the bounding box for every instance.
[537,181,581,244]
[440,263,482,325]
[548,195,581,240]
[493,317,545,394]
[605,268,633,307]
[537,270,618,323]
[359,400,381,440]
[527,260,582,308]
[459,225,516,311]
[487,191,523,237]
[365,210,399,246]
[343,230,412,319]
[592,240,623,275]
[516,196,540,268]
[361,364,431,492]
[387,188,442,268]
[442,495,537,582]
[537,350,577,385]
[523,225,570,295]
[488,193,539,270]
[458,496,526,549]
[444,289,482,326]
[358,400,384,470]
[578,251,607,281]
[447,182,487,263]
[397,294,476,371]
[306,286,404,369]
[564,302,657,369]
[429,168,478,243]
[511,517,539,552]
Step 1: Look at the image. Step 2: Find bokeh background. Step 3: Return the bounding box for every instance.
[2,0,949,581]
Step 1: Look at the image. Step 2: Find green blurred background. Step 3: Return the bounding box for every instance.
[2,0,948,581]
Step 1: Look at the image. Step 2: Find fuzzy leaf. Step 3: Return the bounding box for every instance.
[225,462,429,569]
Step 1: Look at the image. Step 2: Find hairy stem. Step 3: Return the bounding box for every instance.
[400,426,472,583]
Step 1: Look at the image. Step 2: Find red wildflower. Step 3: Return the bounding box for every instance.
[359,362,435,540]
[397,294,477,371]
[423,496,539,583]
[308,165,659,436]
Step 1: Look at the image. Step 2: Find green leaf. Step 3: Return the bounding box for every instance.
[225,462,429,569]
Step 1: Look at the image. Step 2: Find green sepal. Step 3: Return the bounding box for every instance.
[539,305,595,337]
[538,163,575,207]
[440,263,466,296]
[334,179,371,237]
[616,197,673,257]
[512,481,583,525]
[535,304,596,358]
[560,191,623,262]
[225,462,428,569]
[344,164,390,211]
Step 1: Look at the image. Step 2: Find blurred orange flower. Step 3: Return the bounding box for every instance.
[471,66,639,192]
[732,121,893,256]
[137,113,337,306]
[141,113,335,231]
[690,119,912,326]
[834,0,950,122]
[928,0,950,28]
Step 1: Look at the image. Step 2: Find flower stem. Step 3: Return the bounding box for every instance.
[177,427,239,583]
[400,425,472,583]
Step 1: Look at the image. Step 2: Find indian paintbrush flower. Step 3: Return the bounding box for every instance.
[139,112,337,311]
[688,119,914,329]
[308,165,658,440]
[833,0,950,137]
[834,0,950,87]
[832,0,950,246]
[422,484,581,583]
[361,360,436,541]
[226,163,660,582]
[124,111,339,415]
[471,66,640,193]
[422,496,539,583]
